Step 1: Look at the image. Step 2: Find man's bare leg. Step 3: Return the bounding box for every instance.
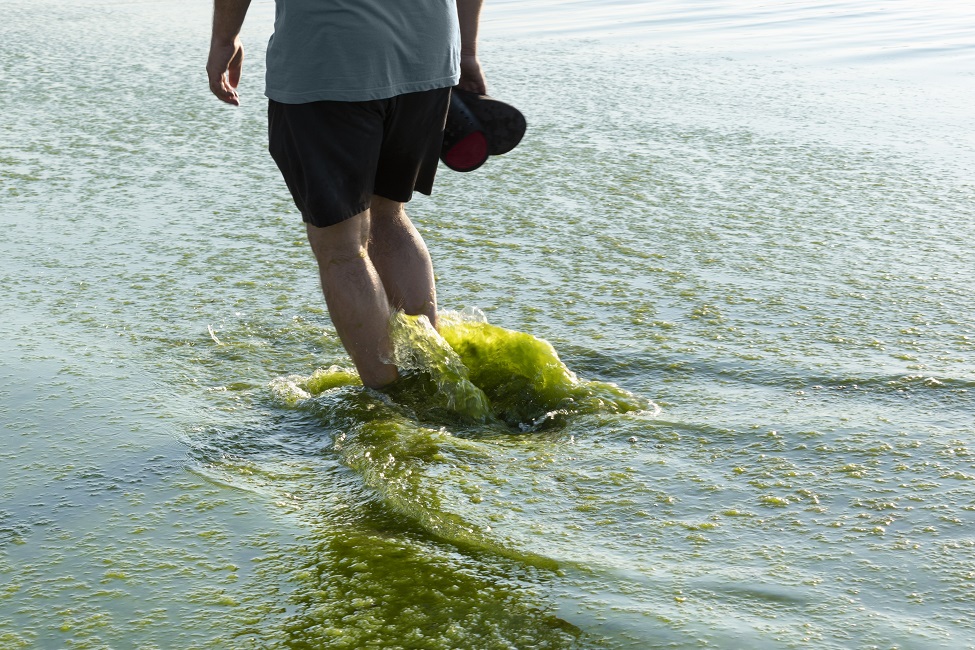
[368,195,439,329]
[306,212,398,389]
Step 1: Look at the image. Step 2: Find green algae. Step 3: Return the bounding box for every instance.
[10,3,975,645]
[268,524,585,650]
[262,311,658,570]
[305,366,361,394]
[269,372,561,570]
[438,310,657,429]
[271,310,656,432]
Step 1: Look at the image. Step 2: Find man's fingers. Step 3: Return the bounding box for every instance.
[458,74,487,95]
[458,77,487,94]
[207,69,240,105]
[219,81,241,105]
[228,45,244,89]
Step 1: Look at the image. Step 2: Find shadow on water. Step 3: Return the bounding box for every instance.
[255,503,589,649]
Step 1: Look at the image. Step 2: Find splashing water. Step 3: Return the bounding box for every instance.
[271,309,657,432]
[386,311,495,424]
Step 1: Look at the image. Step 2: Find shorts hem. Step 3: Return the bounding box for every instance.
[265,76,459,104]
[301,200,371,229]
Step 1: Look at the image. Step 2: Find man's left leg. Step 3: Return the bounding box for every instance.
[305,210,398,389]
[305,194,439,389]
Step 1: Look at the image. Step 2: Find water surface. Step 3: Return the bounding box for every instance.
[2,0,974,647]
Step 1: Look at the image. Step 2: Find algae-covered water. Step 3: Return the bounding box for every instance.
[2,0,974,647]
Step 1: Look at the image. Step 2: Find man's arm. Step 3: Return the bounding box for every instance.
[456,0,487,94]
[206,0,252,106]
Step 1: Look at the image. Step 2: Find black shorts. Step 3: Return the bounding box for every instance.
[268,87,451,228]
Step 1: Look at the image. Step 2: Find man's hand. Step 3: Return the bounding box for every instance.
[456,0,486,94]
[207,36,244,106]
[458,53,487,95]
[207,0,251,104]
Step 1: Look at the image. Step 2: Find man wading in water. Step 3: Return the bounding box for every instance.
[206,0,487,388]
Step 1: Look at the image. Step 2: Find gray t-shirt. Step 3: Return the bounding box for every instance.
[265,0,461,103]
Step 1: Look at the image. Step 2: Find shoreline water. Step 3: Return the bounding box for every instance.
[482,0,975,69]
[3,1,974,647]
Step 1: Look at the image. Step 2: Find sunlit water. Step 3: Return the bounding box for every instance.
[2,0,974,647]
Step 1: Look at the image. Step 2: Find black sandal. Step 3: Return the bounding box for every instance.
[441,90,526,172]
[453,89,526,156]
[441,91,489,172]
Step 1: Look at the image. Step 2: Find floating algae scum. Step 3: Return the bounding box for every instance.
[267,310,658,569]
[181,310,666,647]
[3,0,975,647]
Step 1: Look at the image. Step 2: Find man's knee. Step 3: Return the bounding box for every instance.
[305,212,370,265]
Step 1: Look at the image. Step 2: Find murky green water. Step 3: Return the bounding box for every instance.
[2,0,974,647]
